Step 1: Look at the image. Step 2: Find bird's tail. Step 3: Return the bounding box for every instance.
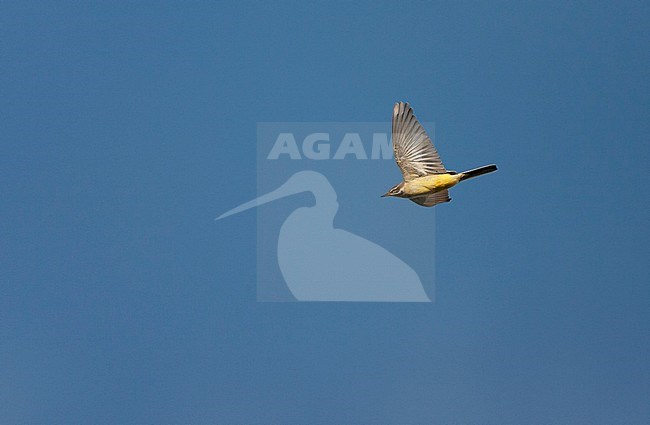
[459,164,497,181]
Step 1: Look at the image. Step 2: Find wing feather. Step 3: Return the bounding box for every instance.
[409,190,451,207]
[392,102,446,181]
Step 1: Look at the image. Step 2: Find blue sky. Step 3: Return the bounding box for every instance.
[2,1,649,423]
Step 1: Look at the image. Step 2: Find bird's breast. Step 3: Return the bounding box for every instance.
[404,174,460,195]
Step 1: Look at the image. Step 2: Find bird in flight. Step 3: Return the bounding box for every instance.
[382,102,497,207]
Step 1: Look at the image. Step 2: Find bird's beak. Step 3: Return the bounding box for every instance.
[216,180,299,220]
[381,192,391,197]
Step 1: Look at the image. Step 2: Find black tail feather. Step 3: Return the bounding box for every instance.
[460,164,497,181]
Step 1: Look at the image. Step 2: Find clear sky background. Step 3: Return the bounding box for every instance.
[2,1,648,424]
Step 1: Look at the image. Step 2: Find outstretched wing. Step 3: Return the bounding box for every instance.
[410,190,451,207]
[392,102,446,181]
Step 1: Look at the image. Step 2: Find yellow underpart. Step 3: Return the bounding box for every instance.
[403,173,462,196]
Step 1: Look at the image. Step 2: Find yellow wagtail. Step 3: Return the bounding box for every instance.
[382,102,497,206]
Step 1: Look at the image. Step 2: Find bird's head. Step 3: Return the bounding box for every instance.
[382,182,406,198]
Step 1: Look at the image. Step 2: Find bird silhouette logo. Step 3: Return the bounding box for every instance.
[217,170,430,302]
